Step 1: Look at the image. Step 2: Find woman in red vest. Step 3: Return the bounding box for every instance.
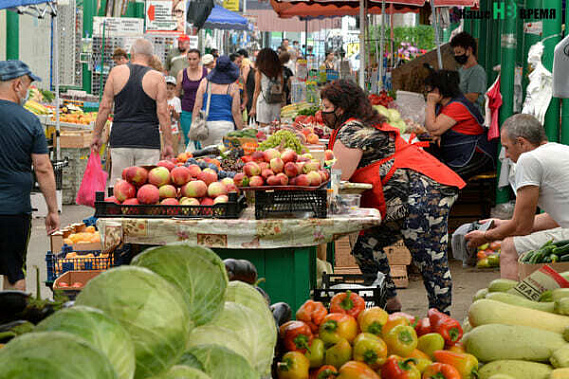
[323,80,465,314]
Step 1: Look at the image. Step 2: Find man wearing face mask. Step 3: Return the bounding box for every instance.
[450,32,487,114]
[0,60,60,291]
[323,80,465,315]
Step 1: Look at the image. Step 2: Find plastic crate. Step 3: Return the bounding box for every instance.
[33,158,68,191]
[45,244,128,283]
[312,273,387,309]
[94,191,246,219]
[254,189,327,219]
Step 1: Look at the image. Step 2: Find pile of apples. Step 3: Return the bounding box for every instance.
[105,159,239,209]
[234,148,333,188]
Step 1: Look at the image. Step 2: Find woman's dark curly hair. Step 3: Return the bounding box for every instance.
[424,69,462,99]
[320,80,385,127]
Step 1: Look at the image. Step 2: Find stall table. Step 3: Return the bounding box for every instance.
[97,207,381,311]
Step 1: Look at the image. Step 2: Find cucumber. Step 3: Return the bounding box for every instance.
[553,289,569,302]
[463,324,568,362]
[551,368,569,379]
[553,240,569,247]
[485,292,555,313]
[479,360,552,379]
[469,299,569,334]
[488,279,518,292]
[474,288,489,301]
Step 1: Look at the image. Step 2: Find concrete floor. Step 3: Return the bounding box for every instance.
[18,205,500,320]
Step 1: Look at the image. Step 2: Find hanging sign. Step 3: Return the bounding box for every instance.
[146,0,186,34]
[93,17,144,37]
[223,0,239,12]
[524,21,543,36]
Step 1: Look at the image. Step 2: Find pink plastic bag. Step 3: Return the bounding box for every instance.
[76,152,108,207]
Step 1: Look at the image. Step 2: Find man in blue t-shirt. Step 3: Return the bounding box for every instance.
[0,60,59,291]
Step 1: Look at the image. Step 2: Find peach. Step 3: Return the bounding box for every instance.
[198,169,218,185]
[157,160,176,171]
[201,197,215,206]
[213,195,229,204]
[221,178,235,187]
[148,166,171,187]
[258,162,269,171]
[295,174,311,186]
[124,166,148,186]
[284,162,299,177]
[307,171,322,186]
[104,196,120,204]
[181,180,207,198]
[270,157,284,173]
[324,149,335,161]
[160,198,179,205]
[302,161,321,174]
[261,168,275,180]
[122,198,140,205]
[276,173,289,185]
[180,197,200,206]
[233,173,249,187]
[243,162,261,177]
[114,180,136,202]
[207,182,228,197]
[263,148,281,162]
[251,151,265,163]
[170,166,192,186]
[158,184,177,199]
[266,175,280,186]
[137,184,160,204]
[248,175,264,187]
[187,164,202,178]
[281,149,298,164]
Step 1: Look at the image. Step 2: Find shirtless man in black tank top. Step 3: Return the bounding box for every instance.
[91,39,174,185]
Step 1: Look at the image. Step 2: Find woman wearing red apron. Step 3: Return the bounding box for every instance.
[322,80,466,314]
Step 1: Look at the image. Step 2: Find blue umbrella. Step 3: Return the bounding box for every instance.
[0,0,54,8]
[202,5,249,30]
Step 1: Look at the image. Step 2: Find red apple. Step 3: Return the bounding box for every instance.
[207,182,228,197]
[249,175,264,187]
[263,148,281,162]
[281,149,298,164]
[161,198,179,205]
[124,166,148,186]
[251,151,265,163]
[158,184,177,199]
[137,184,160,204]
[284,162,299,177]
[198,169,218,185]
[233,173,249,187]
[307,171,322,186]
[243,162,261,177]
[187,164,202,178]
[276,173,289,185]
[157,160,176,171]
[180,197,200,206]
[324,149,335,161]
[213,195,229,204]
[181,180,208,198]
[114,180,136,202]
[104,196,120,204]
[261,168,275,180]
[296,174,311,186]
[170,166,192,186]
[270,157,284,173]
[148,166,171,187]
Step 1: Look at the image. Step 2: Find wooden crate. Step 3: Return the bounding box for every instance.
[59,130,92,148]
[391,264,409,288]
[335,237,412,267]
[386,240,412,265]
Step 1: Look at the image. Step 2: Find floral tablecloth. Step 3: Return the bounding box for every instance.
[97,207,381,250]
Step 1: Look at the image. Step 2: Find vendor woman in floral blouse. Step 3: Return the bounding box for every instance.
[323,80,465,314]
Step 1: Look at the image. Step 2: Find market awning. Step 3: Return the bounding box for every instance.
[272,0,477,5]
[270,0,419,19]
[202,5,250,30]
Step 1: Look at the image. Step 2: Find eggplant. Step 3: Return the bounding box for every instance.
[270,302,292,327]
[192,146,221,158]
[224,259,258,285]
[0,291,30,323]
[255,286,271,305]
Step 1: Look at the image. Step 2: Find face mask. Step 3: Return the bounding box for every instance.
[454,54,468,65]
[19,88,29,106]
[322,109,339,129]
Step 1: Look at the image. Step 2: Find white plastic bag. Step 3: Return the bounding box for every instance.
[522,42,552,124]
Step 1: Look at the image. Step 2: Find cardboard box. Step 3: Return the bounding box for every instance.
[335,237,412,268]
[335,235,358,267]
[50,223,102,253]
[59,130,92,148]
[391,264,409,288]
[518,257,569,280]
[386,240,412,265]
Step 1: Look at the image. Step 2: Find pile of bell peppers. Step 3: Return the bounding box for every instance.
[275,292,477,379]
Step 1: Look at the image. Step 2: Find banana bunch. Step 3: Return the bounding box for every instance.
[24,100,50,115]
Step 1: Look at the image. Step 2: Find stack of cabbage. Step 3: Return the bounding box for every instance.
[373,105,407,133]
[0,244,276,379]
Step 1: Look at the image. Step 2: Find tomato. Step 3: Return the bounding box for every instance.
[489,241,502,251]
[71,282,83,288]
[58,281,69,288]
[295,115,308,124]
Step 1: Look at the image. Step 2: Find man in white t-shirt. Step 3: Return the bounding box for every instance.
[166,76,182,154]
[466,114,569,279]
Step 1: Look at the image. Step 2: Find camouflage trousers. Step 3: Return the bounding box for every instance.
[352,176,458,314]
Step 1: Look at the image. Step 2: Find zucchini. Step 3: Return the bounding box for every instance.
[551,368,569,379]
[541,290,554,302]
[488,279,518,293]
[485,292,555,313]
[463,324,568,362]
[551,345,569,368]
[556,298,569,316]
[487,376,516,379]
[468,299,569,334]
[478,360,552,379]
[553,289,569,302]
[474,288,489,301]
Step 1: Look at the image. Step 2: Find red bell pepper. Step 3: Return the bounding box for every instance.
[433,350,478,379]
[381,356,421,379]
[422,362,461,379]
[445,341,466,354]
[279,320,314,353]
[415,318,431,337]
[330,291,366,319]
[310,365,338,379]
[427,308,463,344]
[296,300,328,334]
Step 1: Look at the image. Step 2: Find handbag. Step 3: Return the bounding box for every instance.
[189,81,212,141]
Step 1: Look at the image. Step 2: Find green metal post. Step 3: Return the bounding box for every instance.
[562,3,569,145]
[463,10,472,35]
[6,11,19,60]
[82,0,95,93]
[542,0,562,142]
[99,21,106,102]
[477,2,488,78]
[496,0,518,205]
[522,0,542,100]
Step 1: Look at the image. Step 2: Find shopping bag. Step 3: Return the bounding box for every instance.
[76,152,108,208]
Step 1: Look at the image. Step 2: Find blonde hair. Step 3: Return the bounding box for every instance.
[149,55,164,72]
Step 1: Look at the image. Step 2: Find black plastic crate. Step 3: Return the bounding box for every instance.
[33,157,68,191]
[312,273,387,309]
[94,191,246,219]
[254,189,327,219]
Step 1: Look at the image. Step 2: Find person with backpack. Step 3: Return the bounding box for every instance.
[249,48,284,127]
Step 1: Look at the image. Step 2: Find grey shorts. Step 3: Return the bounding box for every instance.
[110,148,161,187]
[513,227,569,254]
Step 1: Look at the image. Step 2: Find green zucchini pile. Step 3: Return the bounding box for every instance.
[520,239,569,264]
